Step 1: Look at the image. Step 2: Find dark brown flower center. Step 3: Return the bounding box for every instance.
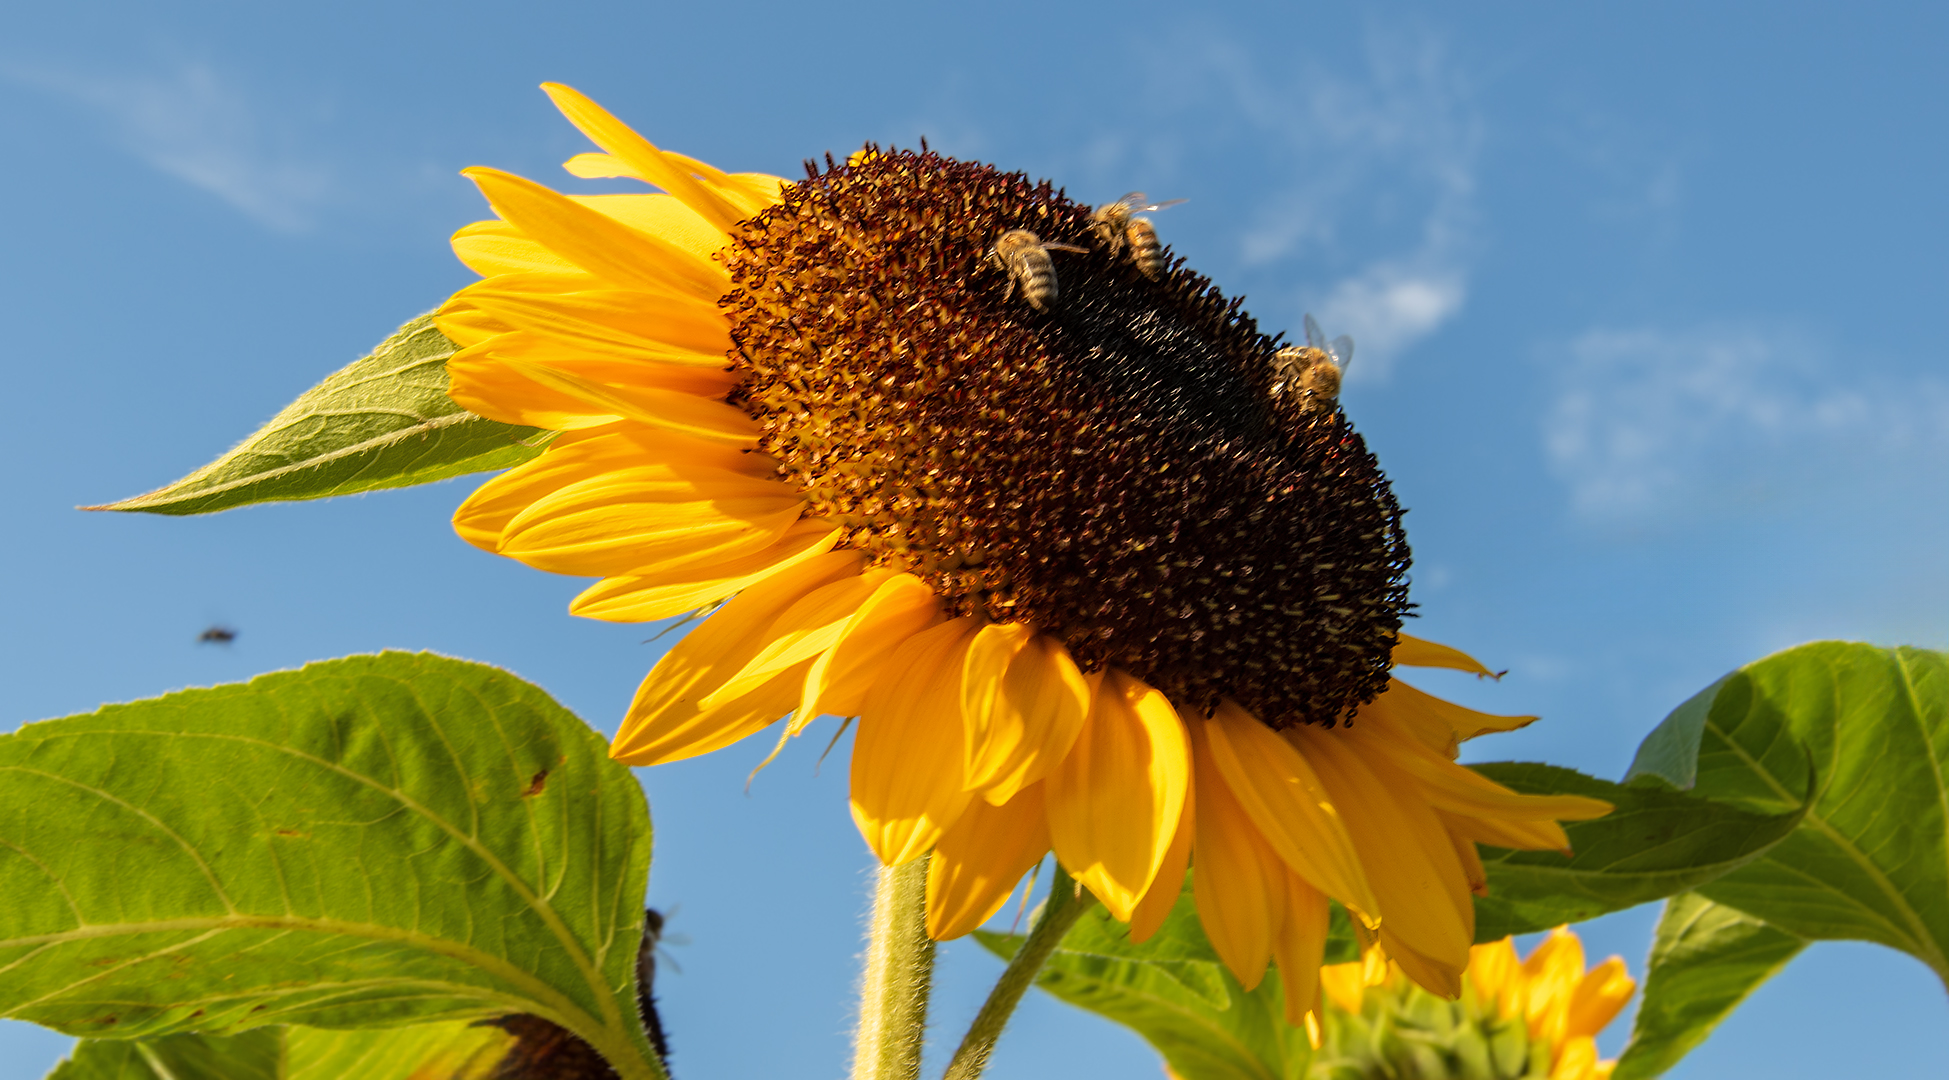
[720,148,1410,728]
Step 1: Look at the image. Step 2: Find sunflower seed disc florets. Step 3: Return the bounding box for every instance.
[720,147,1411,728]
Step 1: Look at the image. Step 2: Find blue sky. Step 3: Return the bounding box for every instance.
[4,2,1947,1076]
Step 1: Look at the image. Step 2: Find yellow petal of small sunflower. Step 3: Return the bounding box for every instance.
[1045,670,1191,922]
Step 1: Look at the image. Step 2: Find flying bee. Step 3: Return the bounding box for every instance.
[1088,192,1187,279]
[988,229,1087,311]
[197,625,237,645]
[1271,313,1355,410]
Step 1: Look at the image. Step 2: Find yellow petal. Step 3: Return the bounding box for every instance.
[463,166,727,300]
[851,618,981,865]
[447,334,740,432]
[1290,725,1475,988]
[1203,701,1376,915]
[962,624,1091,804]
[497,463,802,577]
[452,219,580,276]
[926,781,1051,940]
[1366,677,1537,754]
[703,568,901,706]
[611,549,865,765]
[1127,768,1194,944]
[1187,721,1283,989]
[456,278,732,364]
[801,574,944,723]
[571,521,842,623]
[571,193,729,261]
[1045,670,1191,922]
[452,426,772,550]
[1466,938,1522,1017]
[1319,960,1368,1016]
[563,156,784,221]
[1391,633,1500,678]
[1440,809,1575,854]
[1345,713,1613,827]
[490,355,758,446]
[1379,930,1464,1000]
[1272,873,1330,1025]
[1549,1036,1603,1080]
[540,83,751,233]
[1565,955,1636,1041]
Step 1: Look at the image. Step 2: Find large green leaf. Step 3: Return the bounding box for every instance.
[1632,643,1949,973]
[978,884,1312,1080]
[0,652,663,1080]
[1611,893,1805,1080]
[88,316,551,515]
[1469,763,1805,940]
[45,1021,521,1079]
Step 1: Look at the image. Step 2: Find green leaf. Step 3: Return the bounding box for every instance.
[1468,763,1805,940]
[46,1021,521,1080]
[1660,643,1949,976]
[977,883,1314,1080]
[88,316,552,515]
[0,652,663,1080]
[1611,893,1805,1080]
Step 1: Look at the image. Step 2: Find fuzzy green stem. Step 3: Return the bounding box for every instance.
[941,870,1097,1080]
[852,855,937,1080]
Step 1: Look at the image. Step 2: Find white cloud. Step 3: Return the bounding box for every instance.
[1183,28,1481,378]
[1544,326,1949,521]
[8,62,331,231]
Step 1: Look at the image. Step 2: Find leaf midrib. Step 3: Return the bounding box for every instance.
[1053,962,1279,1080]
[1704,715,1949,977]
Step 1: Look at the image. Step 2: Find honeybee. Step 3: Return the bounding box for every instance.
[1271,314,1355,409]
[989,229,1087,311]
[197,625,237,645]
[1088,192,1187,279]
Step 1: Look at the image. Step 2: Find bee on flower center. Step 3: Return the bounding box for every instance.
[1272,314,1355,410]
[1087,192,1186,279]
[989,229,1086,311]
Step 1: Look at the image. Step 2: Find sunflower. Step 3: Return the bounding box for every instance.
[436,84,1612,1010]
[1312,927,1637,1080]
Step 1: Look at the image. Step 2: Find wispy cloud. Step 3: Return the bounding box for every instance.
[8,62,331,231]
[1186,27,1480,378]
[1544,325,1949,521]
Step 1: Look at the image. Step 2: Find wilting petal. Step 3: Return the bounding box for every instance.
[1203,701,1375,915]
[851,618,981,865]
[962,623,1091,804]
[1046,670,1190,922]
[802,573,944,723]
[926,781,1050,940]
[572,521,841,623]
[1291,725,1475,991]
[1272,873,1331,1024]
[611,549,864,765]
[1391,633,1500,678]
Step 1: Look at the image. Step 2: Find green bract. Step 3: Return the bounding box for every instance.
[89,317,551,515]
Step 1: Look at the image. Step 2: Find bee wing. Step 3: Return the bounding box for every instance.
[1304,313,1328,351]
[1116,191,1150,209]
[1329,335,1354,370]
[1044,242,1090,254]
[1137,197,1188,213]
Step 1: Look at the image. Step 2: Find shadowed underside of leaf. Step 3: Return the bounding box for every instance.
[1611,893,1805,1080]
[87,316,552,515]
[1468,763,1805,940]
[46,1021,524,1080]
[0,652,662,1080]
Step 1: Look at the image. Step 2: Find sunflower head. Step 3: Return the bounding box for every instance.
[725,146,1411,729]
[1312,928,1637,1080]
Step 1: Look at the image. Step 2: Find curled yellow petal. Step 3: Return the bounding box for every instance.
[1391,633,1500,678]
[1045,670,1190,922]
[851,618,981,865]
[704,568,900,706]
[611,549,865,765]
[801,573,944,724]
[962,623,1090,804]
[926,781,1050,940]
